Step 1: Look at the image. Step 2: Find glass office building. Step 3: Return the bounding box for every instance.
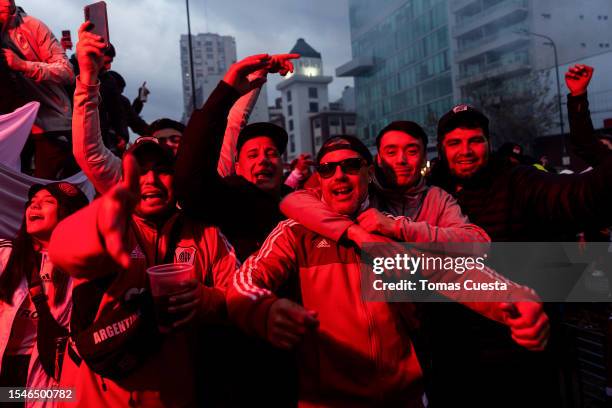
[338,0,453,147]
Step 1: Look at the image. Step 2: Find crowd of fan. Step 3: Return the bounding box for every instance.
[1,1,612,407]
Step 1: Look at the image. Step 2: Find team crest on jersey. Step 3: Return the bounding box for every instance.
[175,246,196,265]
[130,245,145,259]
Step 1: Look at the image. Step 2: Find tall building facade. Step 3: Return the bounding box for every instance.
[277,39,333,161]
[180,33,269,122]
[338,0,453,149]
[339,0,612,154]
[180,33,236,118]
[452,0,612,103]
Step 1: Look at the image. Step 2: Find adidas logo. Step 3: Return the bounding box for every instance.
[316,239,331,249]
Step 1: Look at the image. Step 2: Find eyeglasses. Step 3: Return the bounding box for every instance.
[317,158,366,179]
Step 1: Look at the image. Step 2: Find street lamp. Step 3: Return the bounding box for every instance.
[185,0,197,115]
[517,29,569,166]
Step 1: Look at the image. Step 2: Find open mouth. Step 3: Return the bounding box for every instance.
[254,170,273,182]
[141,191,166,202]
[28,214,44,222]
[332,186,353,198]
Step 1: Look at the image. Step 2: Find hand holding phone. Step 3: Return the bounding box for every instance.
[84,1,109,46]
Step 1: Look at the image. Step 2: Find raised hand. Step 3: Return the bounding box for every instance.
[96,154,140,269]
[76,21,106,85]
[268,53,300,76]
[223,54,272,95]
[565,64,594,96]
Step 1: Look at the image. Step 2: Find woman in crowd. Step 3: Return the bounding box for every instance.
[0,182,87,407]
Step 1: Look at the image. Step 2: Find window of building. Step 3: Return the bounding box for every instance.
[289,120,294,131]
[330,117,340,126]
[541,13,551,19]
[314,120,320,129]
[579,15,584,19]
[206,54,213,59]
[290,134,295,152]
[309,102,319,113]
[287,91,292,102]
[308,87,318,98]
[288,105,293,116]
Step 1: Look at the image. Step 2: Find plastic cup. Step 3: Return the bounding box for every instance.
[146,263,195,332]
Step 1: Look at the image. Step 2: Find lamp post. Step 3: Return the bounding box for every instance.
[519,29,568,166]
[185,0,197,114]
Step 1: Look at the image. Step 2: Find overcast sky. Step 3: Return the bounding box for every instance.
[18,0,354,123]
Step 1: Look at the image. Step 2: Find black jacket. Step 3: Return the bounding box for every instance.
[423,96,612,407]
[175,81,290,261]
[174,81,297,408]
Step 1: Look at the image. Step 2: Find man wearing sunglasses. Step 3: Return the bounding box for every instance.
[281,122,490,249]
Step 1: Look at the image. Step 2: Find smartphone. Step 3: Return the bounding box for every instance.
[60,30,72,50]
[84,1,109,45]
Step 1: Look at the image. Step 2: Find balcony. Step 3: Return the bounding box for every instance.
[336,56,374,77]
[455,29,528,63]
[452,0,528,38]
[456,57,531,87]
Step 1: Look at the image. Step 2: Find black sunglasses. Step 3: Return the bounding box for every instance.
[317,158,366,179]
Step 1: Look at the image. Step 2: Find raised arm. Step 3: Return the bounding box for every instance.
[49,154,140,279]
[174,54,270,215]
[565,64,611,166]
[217,87,262,177]
[72,22,121,194]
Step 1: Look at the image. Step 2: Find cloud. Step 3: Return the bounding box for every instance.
[18,0,354,123]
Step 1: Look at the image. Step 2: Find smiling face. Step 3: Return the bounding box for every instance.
[319,149,371,216]
[235,136,283,194]
[26,189,59,243]
[377,130,424,189]
[441,127,489,179]
[133,153,175,220]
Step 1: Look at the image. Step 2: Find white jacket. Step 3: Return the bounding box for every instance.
[0,239,73,408]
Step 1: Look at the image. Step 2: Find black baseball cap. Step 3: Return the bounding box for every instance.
[126,136,175,168]
[376,121,428,150]
[28,182,89,216]
[316,135,373,165]
[236,122,288,156]
[437,104,490,143]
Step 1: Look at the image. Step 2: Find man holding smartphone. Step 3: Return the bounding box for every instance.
[0,0,76,179]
